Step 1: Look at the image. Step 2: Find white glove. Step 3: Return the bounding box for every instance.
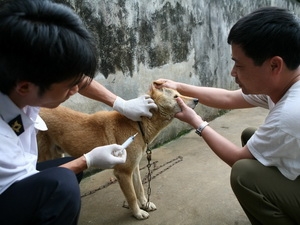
[113,95,158,121]
[84,144,127,169]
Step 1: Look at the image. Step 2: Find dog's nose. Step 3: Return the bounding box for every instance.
[194,99,199,105]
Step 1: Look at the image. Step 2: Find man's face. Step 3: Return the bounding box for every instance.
[30,78,80,108]
[230,44,272,95]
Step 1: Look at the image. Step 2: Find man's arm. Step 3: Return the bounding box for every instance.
[78,77,157,121]
[78,77,116,107]
[59,144,127,173]
[175,97,255,167]
[59,156,88,174]
[155,79,254,109]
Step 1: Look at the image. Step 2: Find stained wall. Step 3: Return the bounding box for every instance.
[57,0,300,145]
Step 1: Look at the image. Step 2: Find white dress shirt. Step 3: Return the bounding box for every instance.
[0,92,47,194]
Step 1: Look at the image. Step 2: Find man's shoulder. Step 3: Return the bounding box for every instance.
[0,118,18,140]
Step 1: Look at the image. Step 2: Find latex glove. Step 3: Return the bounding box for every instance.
[84,144,127,169]
[113,95,157,121]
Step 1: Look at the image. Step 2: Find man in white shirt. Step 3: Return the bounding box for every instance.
[0,0,156,224]
[155,7,300,225]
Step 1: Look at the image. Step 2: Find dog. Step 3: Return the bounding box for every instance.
[37,81,198,220]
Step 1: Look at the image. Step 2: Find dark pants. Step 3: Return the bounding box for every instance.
[231,128,300,225]
[0,157,82,225]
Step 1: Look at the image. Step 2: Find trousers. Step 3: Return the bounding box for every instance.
[0,157,82,225]
[230,128,300,225]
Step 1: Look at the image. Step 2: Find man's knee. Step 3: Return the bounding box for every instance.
[241,127,256,146]
[46,167,81,204]
[230,159,258,193]
[0,167,81,224]
[37,167,81,223]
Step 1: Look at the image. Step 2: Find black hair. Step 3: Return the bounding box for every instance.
[227,7,300,70]
[0,0,98,95]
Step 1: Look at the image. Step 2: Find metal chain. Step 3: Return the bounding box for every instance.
[81,154,183,198]
[81,177,118,198]
[142,155,183,183]
[144,146,152,210]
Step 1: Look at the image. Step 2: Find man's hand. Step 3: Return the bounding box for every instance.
[84,144,127,169]
[113,95,157,121]
[175,97,203,129]
[153,79,179,90]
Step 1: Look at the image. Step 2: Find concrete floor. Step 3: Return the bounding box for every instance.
[78,107,268,225]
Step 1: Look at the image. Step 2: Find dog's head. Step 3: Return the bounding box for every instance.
[148,81,198,120]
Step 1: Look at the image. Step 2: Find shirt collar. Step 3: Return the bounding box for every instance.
[0,92,47,131]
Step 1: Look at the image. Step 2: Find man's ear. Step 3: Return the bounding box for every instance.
[15,81,32,96]
[270,56,283,73]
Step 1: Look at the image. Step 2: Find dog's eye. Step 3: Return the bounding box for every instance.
[174,95,178,98]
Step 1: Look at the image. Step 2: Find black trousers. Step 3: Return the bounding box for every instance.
[0,157,82,225]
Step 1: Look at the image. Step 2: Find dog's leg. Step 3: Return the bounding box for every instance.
[114,169,150,220]
[132,165,156,211]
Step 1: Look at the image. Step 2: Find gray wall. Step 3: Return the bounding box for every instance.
[60,0,300,147]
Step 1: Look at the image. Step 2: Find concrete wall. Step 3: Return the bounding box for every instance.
[58,0,299,146]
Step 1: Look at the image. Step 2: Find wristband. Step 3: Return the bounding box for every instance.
[195,121,209,136]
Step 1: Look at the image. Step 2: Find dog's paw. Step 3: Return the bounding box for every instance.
[141,202,157,211]
[133,209,149,220]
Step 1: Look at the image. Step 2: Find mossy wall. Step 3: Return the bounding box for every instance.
[60,0,300,146]
[3,0,299,145]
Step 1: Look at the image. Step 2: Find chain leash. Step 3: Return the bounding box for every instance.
[81,177,118,198]
[81,154,183,198]
[144,144,152,210]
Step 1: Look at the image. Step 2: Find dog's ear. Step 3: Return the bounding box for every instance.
[151,81,165,91]
[148,82,163,98]
[148,83,156,95]
[147,83,154,96]
[153,80,164,86]
[150,82,164,92]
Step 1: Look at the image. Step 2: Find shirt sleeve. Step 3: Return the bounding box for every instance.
[242,93,270,109]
